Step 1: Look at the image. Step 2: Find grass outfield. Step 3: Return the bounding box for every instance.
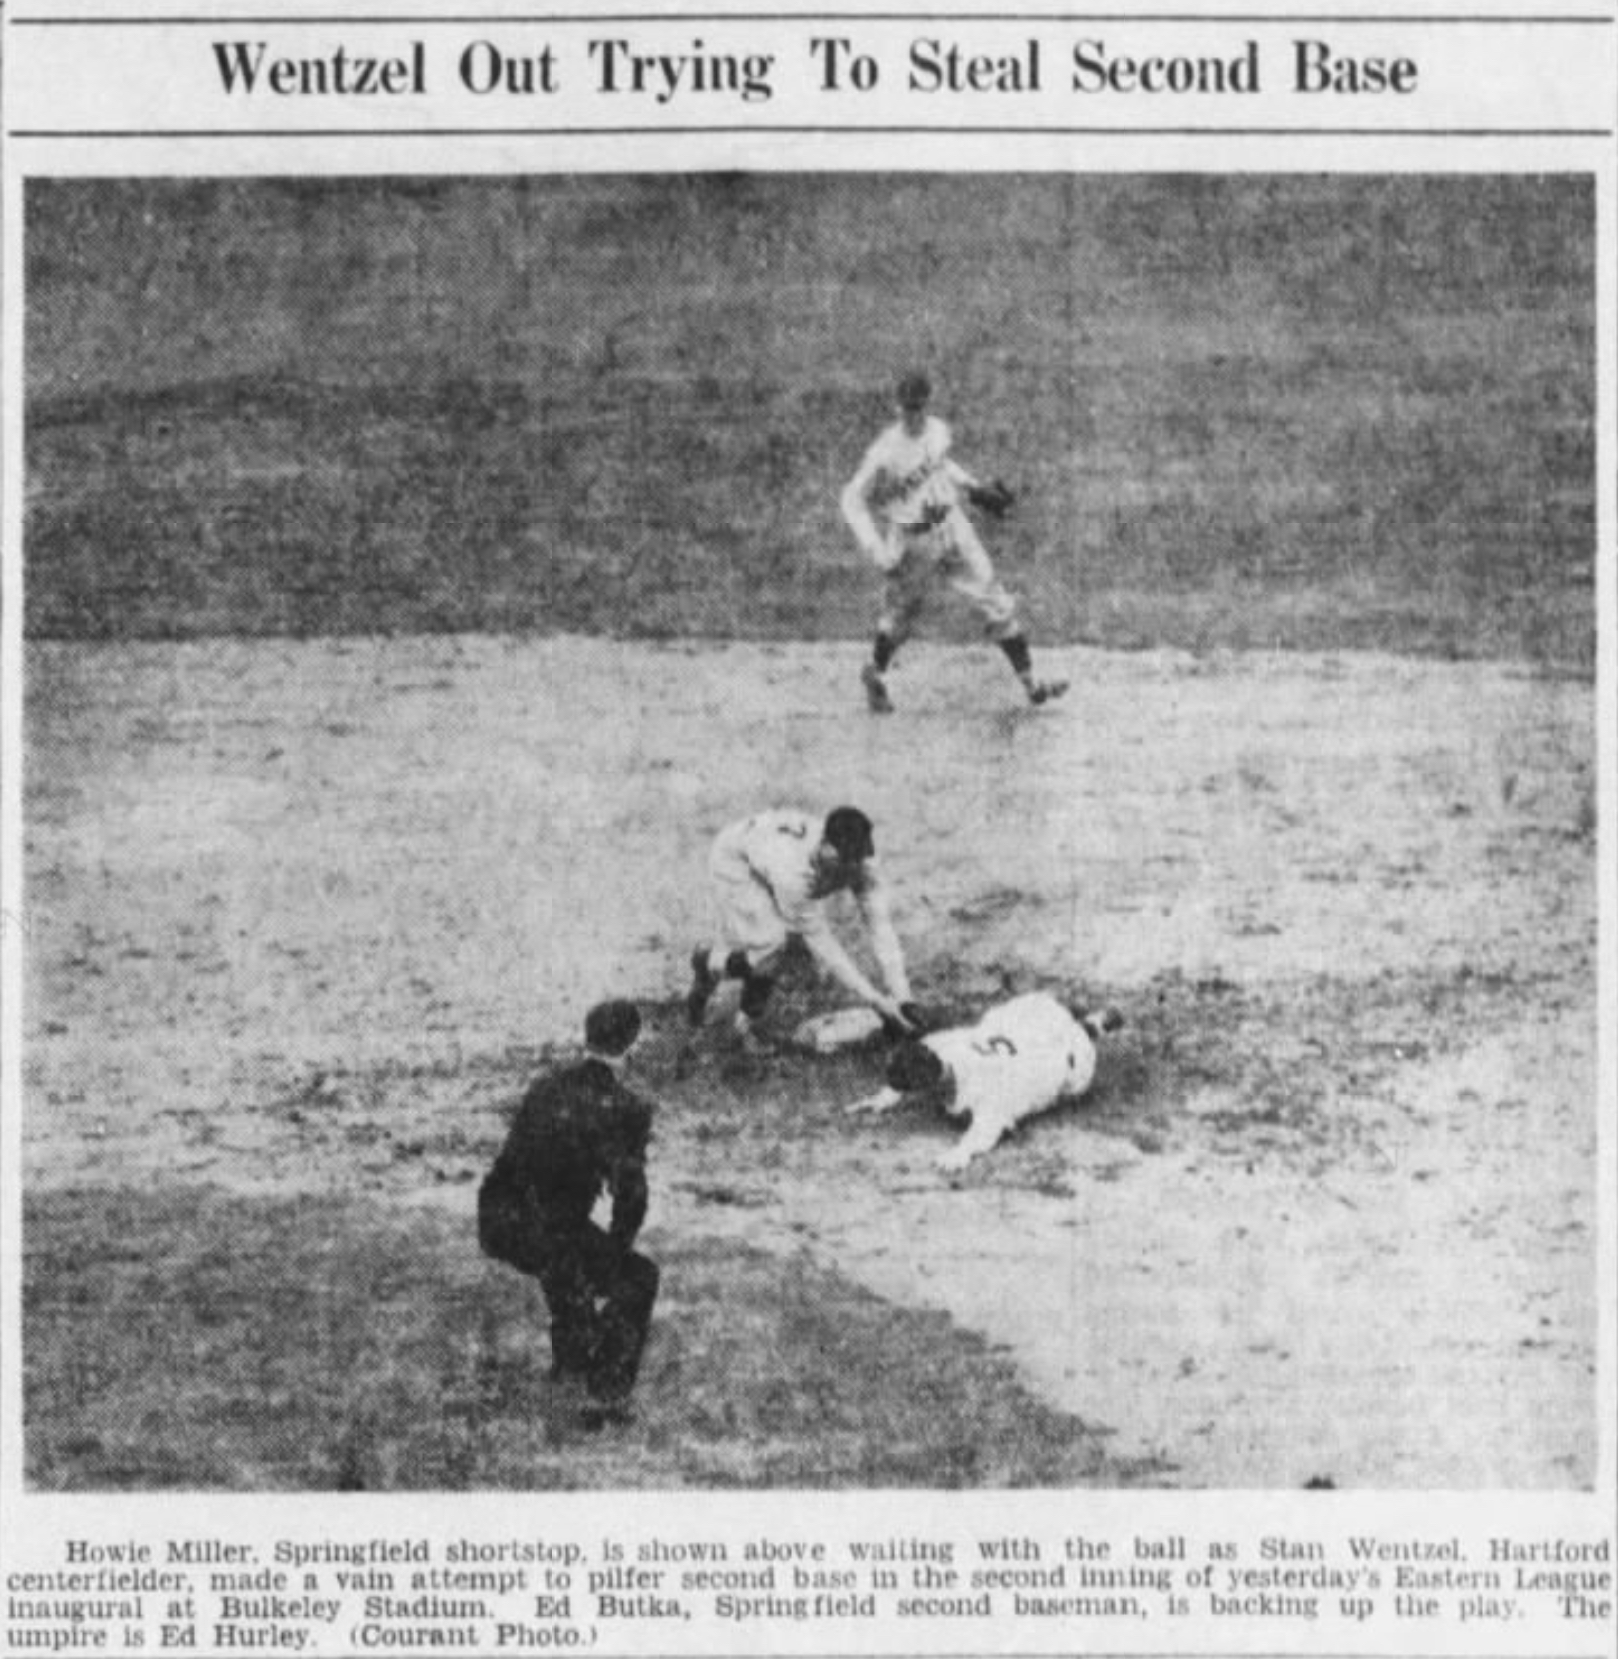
[23,175,1594,666]
[23,1184,1154,1491]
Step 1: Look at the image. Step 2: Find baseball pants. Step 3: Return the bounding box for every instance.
[880,510,1019,644]
[479,1185,660,1403]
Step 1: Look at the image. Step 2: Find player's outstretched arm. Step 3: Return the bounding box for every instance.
[845,1085,904,1117]
[856,877,913,1004]
[800,916,900,1020]
[936,1109,1009,1174]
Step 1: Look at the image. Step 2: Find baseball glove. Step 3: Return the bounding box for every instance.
[881,1002,935,1040]
[966,479,1015,518]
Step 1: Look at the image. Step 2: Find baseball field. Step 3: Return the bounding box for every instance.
[20,176,1598,1489]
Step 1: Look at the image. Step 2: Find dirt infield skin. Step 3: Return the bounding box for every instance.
[23,636,1596,1487]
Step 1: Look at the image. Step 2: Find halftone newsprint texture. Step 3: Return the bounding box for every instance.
[1,5,1614,1659]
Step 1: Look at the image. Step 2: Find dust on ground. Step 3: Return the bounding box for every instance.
[23,636,1598,1487]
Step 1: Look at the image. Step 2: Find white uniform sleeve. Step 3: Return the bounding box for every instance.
[856,869,912,1003]
[840,437,897,569]
[938,1106,1014,1172]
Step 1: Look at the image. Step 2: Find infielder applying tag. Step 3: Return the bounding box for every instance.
[685,806,923,1052]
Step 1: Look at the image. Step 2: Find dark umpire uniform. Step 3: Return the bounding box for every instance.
[478,1000,659,1422]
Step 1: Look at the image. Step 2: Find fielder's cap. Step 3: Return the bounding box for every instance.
[584,999,642,1056]
[823,805,876,862]
[896,370,932,410]
[887,1039,946,1094]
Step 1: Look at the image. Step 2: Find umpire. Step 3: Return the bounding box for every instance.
[478,999,660,1428]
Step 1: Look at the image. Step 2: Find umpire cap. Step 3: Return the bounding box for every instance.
[824,805,876,863]
[584,999,642,1056]
[896,370,932,410]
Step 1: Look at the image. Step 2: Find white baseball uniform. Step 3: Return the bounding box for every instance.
[840,415,1018,640]
[707,809,912,1010]
[848,992,1098,1172]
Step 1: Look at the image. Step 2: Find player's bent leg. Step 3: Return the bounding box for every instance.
[862,659,894,715]
[863,627,898,713]
[867,554,931,710]
[696,871,788,1029]
[686,946,721,1027]
[736,968,779,1041]
[478,1182,547,1276]
[581,1238,660,1416]
[732,968,779,1053]
[738,970,775,1019]
[950,547,1069,706]
[995,629,1068,706]
[537,1245,601,1382]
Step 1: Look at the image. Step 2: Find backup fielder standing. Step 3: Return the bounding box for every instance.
[686,805,919,1048]
[841,371,1068,713]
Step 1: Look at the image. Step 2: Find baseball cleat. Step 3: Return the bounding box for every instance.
[1078,1006,1125,1041]
[1029,679,1069,706]
[685,947,718,1028]
[861,662,894,714]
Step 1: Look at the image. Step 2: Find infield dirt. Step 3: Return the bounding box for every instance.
[24,635,1596,1487]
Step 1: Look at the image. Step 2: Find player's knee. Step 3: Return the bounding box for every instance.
[620,1251,659,1305]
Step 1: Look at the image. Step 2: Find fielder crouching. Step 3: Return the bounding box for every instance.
[686,805,921,1051]
[477,999,659,1429]
[846,990,1122,1172]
